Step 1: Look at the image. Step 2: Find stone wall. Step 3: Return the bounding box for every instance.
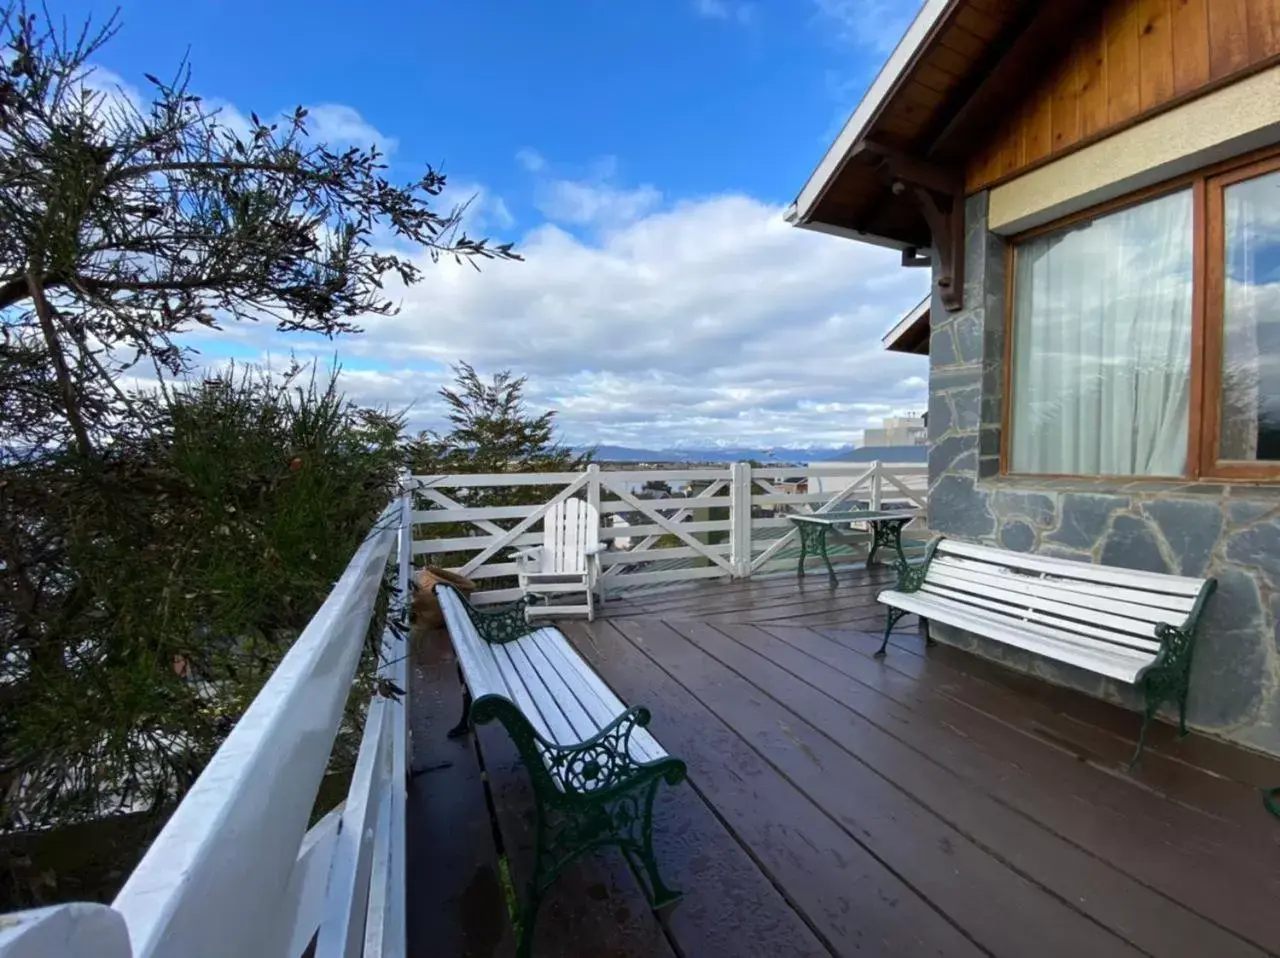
[925,192,1280,757]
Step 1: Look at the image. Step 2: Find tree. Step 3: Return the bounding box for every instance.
[410,363,589,480]
[0,6,518,457]
[0,5,519,858]
[642,479,672,496]
[406,364,591,573]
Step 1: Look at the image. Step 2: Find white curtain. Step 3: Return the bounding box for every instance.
[1009,189,1193,477]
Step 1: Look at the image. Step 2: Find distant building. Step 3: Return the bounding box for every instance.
[862,415,927,448]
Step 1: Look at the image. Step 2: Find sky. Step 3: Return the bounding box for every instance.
[61,0,931,449]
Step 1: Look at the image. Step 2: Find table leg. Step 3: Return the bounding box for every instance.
[817,528,837,584]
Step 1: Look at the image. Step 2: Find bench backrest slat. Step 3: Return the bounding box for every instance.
[914,539,1211,662]
[438,588,510,701]
[940,539,1204,598]
[921,575,1162,654]
[544,498,596,575]
[934,553,1198,616]
[929,558,1175,636]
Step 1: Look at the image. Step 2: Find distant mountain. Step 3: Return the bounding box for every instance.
[580,445,842,464]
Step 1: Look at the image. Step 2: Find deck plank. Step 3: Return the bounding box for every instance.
[411,568,1280,958]
[761,624,1280,951]
[406,626,516,958]
[612,617,1150,958]
[697,620,1269,958]
[571,618,987,957]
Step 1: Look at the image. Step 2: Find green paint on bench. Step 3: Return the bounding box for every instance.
[437,584,687,958]
[877,539,1217,767]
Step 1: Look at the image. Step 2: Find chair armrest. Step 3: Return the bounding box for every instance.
[583,542,605,556]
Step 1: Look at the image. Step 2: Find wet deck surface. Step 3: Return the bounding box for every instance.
[408,567,1280,958]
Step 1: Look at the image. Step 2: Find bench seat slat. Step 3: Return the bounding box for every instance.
[925,566,1166,646]
[938,539,1205,597]
[438,589,511,701]
[881,589,1156,682]
[519,630,604,743]
[491,643,561,743]
[930,555,1194,623]
[530,630,667,764]
[916,582,1162,655]
[437,585,666,765]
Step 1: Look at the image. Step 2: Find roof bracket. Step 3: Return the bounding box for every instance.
[868,143,965,312]
[901,247,931,268]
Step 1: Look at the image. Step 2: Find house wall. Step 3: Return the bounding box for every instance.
[966,0,1280,193]
[988,63,1280,234]
[925,191,1280,757]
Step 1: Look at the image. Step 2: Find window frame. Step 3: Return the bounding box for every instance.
[1002,144,1280,483]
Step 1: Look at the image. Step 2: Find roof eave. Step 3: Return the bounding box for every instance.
[788,215,915,253]
[788,0,958,229]
[882,295,931,352]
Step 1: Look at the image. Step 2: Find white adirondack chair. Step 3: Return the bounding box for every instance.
[513,498,603,620]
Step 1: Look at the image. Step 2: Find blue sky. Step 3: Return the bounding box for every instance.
[71,0,930,449]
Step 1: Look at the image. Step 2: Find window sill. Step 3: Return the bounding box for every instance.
[981,474,1280,502]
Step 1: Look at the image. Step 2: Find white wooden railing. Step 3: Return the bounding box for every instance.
[410,460,927,604]
[0,462,923,958]
[0,485,413,958]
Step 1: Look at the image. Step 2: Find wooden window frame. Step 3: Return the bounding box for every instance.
[1003,143,1280,483]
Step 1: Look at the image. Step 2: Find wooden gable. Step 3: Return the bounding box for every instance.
[967,0,1280,192]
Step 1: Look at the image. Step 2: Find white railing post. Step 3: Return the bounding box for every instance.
[0,904,132,958]
[729,461,752,579]
[870,461,884,511]
[586,463,602,601]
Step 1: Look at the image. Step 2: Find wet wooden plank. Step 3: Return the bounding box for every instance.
[833,623,1280,799]
[565,619,983,957]
[569,630,835,958]
[475,721,678,958]
[616,619,1147,958]
[772,625,1280,952]
[816,625,1276,846]
[703,621,1268,958]
[406,626,515,958]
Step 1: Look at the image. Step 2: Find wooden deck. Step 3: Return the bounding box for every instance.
[408,567,1280,958]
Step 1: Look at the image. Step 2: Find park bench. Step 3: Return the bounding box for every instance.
[877,538,1216,763]
[435,584,686,957]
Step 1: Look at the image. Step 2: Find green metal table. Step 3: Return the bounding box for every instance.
[788,509,919,583]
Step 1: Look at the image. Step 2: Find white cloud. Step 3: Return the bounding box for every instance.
[516,148,547,172]
[812,0,923,53]
[536,178,662,229]
[521,153,663,230]
[695,0,756,24]
[304,103,397,154]
[302,191,931,448]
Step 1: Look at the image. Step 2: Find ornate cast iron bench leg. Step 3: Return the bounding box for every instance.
[1130,621,1198,768]
[471,698,687,958]
[879,554,932,658]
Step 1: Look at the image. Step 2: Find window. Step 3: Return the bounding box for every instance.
[1006,149,1280,481]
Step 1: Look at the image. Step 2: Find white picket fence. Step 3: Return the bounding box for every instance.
[0,488,413,958]
[410,461,927,604]
[0,461,925,958]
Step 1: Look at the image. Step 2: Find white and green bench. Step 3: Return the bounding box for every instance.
[435,584,686,957]
[877,539,1217,763]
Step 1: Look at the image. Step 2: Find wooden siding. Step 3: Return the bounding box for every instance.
[967,0,1280,191]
